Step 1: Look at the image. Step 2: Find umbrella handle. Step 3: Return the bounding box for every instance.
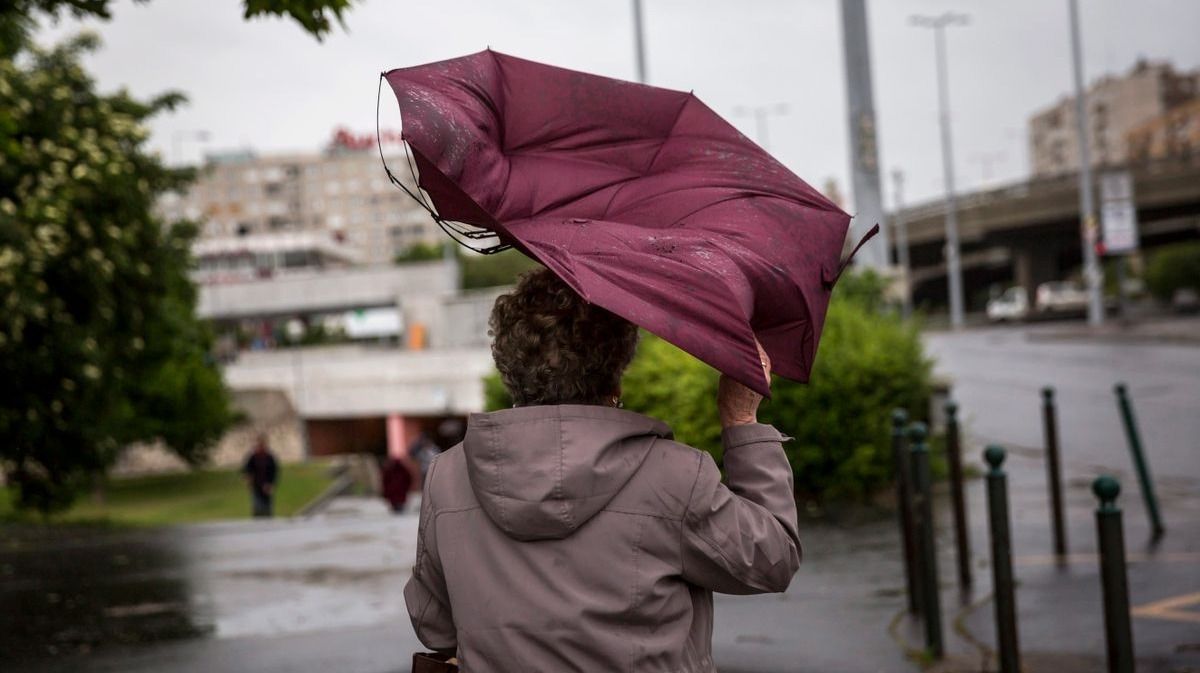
[826,223,881,287]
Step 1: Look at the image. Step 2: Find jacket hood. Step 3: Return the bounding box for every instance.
[462,405,672,541]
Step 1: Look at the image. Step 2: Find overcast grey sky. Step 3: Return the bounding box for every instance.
[37,0,1200,208]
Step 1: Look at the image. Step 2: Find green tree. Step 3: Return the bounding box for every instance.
[4,1,354,51]
[1144,241,1200,302]
[394,241,446,264]
[0,0,356,512]
[0,33,235,511]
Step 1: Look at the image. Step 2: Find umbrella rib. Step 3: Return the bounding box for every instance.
[599,93,695,221]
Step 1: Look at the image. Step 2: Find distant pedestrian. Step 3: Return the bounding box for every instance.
[382,456,414,513]
[242,435,278,518]
[409,431,442,487]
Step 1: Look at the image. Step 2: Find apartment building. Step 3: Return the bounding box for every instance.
[159,129,435,268]
[1028,60,1200,177]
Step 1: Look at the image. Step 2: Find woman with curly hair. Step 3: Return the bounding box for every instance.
[405,267,801,672]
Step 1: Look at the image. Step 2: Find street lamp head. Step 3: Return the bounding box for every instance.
[943,12,970,26]
[910,13,969,29]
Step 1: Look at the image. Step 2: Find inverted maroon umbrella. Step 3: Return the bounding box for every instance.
[380,50,874,396]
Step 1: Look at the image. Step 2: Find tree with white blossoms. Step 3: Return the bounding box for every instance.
[0,20,232,512]
[1,2,357,512]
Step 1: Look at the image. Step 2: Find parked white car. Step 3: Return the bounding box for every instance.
[987,286,1029,322]
[1035,281,1090,314]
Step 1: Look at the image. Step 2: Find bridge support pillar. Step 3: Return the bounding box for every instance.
[1013,244,1058,301]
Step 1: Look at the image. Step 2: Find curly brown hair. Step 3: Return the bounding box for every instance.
[489,268,639,407]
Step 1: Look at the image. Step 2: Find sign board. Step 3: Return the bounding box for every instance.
[329,127,404,153]
[1099,171,1139,255]
[343,307,403,339]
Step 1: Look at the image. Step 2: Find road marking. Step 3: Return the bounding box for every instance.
[1132,592,1200,624]
[1015,551,1200,566]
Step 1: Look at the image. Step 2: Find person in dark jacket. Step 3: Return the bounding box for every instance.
[242,435,278,518]
[382,455,414,513]
[405,269,801,672]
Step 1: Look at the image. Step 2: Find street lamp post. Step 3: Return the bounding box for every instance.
[733,104,789,152]
[840,0,891,271]
[911,12,968,330]
[632,0,648,83]
[1068,0,1105,326]
[891,169,913,319]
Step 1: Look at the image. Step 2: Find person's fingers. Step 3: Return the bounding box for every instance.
[755,340,772,385]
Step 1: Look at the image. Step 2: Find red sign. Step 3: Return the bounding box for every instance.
[329,126,404,152]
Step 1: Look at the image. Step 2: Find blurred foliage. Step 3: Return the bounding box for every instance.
[0,0,360,515]
[1144,241,1200,302]
[484,269,933,501]
[483,371,511,411]
[0,25,216,513]
[241,0,354,39]
[1,0,353,55]
[394,241,445,263]
[758,283,933,500]
[461,249,542,290]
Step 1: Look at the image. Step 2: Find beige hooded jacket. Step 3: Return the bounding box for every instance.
[404,404,801,672]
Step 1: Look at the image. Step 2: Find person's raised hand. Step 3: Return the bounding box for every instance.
[717,341,771,429]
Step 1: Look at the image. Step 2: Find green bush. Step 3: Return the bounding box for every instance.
[484,270,932,501]
[758,295,932,500]
[460,249,542,290]
[1144,242,1200,301]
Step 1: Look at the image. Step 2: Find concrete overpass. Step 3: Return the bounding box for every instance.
[889,156,1200,310]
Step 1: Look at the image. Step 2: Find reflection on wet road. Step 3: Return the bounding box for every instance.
[2,498,417,668]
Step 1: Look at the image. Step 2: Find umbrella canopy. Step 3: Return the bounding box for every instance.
[382,50,870,395]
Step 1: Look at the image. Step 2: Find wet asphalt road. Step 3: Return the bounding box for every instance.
[3,323,1198,672]
[925,324,1200,672]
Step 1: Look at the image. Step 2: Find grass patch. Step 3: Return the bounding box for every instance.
[0,461,336,527]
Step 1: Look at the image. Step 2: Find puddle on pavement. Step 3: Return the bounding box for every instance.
[0,516,415,664]
[0,525,214,661]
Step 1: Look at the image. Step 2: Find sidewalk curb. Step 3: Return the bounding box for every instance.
[294,470,355,518]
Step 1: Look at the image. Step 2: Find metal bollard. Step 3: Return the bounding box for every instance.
[1114,383,1165,538]
[909,422,943,659]
[984,446,1021,673]
[1093,476,1135,673]
[892,408,921,614]
[1042,387,1068,557]
[945,401,972,590]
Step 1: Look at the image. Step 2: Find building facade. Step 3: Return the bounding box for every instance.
[158,129,436,267]
[1126,98,1200,164]
[1028,60,1200,177]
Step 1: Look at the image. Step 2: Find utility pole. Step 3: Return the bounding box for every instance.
[911,12,968,330]
[891,169,913,319]
[840,0,891,270]
[632,0,648,83]
[1068,0,1105,326]
[733,104,789,152]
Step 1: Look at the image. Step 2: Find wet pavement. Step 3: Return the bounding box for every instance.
[924,323,1200,672]
[5,499,929,673]
[3,322,1198,672]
